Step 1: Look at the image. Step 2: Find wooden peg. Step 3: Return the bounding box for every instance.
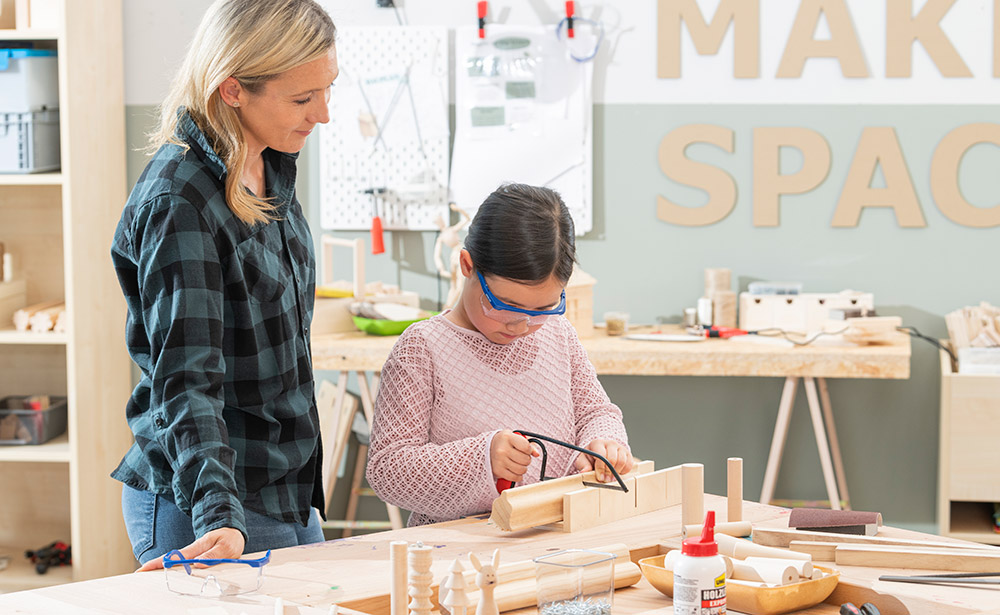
[390,540,408,615]
[727,457,743,522]
[681,463,704,527]
[407,542,433,615]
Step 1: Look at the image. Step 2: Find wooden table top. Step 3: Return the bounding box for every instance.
[1,495,993,615]
[312,324,911,379]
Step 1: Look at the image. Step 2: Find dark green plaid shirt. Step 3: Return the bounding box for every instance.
[111,112,323,539]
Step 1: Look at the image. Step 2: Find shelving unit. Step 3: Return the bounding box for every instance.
[0,0,135,591]
[937,348,1000,545]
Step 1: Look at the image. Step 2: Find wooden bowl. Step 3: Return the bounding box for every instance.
[638,554,840,615]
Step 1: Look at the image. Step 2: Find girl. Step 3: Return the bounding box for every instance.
[366,183,632,526]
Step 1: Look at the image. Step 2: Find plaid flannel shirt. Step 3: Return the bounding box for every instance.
[110,112,324,539]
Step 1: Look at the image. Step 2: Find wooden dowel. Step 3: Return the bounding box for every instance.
[390,541,408,615]
[683,521,752,539]
[681,463,704,527]
[727,457,743,522]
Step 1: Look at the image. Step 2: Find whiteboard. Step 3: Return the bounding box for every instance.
[319,26,450,230]
[450,24,595,235]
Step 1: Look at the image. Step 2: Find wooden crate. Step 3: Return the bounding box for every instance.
[938,347,1000,544]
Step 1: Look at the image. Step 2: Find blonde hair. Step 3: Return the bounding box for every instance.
[150,0,336,225]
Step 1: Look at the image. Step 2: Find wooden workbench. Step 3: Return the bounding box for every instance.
[311,324,912,513]
[0,495,994,614]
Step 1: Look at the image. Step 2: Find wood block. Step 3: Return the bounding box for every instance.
[635,468,669,515]
[834,544,1000,572]
[664,464,682,506]
[681,463,704,526]
[788,541,838,561]
[751,526,1000,551]
[787,508,882,536]
[562,488,599,533]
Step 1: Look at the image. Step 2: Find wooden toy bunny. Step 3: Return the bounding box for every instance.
[469,549,500,615]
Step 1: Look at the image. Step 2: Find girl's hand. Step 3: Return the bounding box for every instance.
[490,430,540,483]
[136,527,246,572]
[573,440,633,483]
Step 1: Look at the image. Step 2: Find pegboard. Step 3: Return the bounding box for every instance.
[319,26,450,230]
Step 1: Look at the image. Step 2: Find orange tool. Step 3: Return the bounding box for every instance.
[363,188,385,255]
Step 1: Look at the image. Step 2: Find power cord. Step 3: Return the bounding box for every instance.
[753,327,849,346]
[897,326,957,364]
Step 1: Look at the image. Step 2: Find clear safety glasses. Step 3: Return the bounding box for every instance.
[162,549,270,597]
[477,270,566,327]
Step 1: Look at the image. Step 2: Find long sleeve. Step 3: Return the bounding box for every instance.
[567,324,630,453]
[366,329,501,524]
[131,197,246,539]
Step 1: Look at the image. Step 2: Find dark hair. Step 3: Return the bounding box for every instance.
[464,183,577,284]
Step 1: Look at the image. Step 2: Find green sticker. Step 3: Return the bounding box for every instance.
[470,107,505,127]
[505,81,536,99]
[493,37,530,50]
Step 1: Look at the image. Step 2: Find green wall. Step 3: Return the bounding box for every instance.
[127,103,1000,533]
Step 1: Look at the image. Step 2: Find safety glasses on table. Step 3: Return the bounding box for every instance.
[162,549,270,596]
[476,270,566,327]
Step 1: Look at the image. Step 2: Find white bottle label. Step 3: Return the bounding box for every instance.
[673,572,726,615]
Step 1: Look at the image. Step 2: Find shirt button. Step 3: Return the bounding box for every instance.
[154,417,166,428]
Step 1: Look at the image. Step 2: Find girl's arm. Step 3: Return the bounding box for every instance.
[566,321,632,477]
[366,330,501,522]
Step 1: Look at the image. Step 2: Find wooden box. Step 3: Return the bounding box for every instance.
[565,266,595,339]
[938,347,1000,544]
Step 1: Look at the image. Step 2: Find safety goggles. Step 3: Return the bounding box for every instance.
[477,270,566,327]
[162,549,270,597]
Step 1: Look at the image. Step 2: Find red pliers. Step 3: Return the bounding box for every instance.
[701,325,748,338]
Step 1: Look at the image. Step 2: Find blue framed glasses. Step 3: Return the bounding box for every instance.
[163,549,270,596]
[476,270,566,327]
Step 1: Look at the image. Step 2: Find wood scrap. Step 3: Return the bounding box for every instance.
[489,460,663,532]
[834,544,1000,572]
[946,302,1000,350]
[752,526,1000,551]
[13,299,62,332]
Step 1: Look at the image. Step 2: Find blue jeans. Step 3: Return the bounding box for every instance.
[121,484,324,564]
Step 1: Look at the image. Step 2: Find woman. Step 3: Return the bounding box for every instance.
[110,0,337,569]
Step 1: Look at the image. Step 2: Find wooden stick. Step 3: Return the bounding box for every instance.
[715,534,812,562]
[390,541,408,615]
[788,541,837,561]
[681,463,704,527]
[834,544,1000,572]
[682,521,752,539]
[752,526,1000,551]
[727,457,743,522]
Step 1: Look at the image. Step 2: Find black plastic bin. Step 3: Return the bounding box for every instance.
[0,396,68,445]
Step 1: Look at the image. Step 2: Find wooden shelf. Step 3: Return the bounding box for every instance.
[944,501,1000,546]
[0,545,72,592]
[0,328,68,345]
[0,433,70,463]
[0,173,63,186]
[0,29,59,41]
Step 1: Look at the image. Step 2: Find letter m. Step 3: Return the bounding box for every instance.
[658,0,760,78]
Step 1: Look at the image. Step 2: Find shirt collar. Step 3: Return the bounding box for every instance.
[176,108,300,207]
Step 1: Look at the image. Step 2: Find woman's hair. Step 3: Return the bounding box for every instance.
[464,183,577,284]
[149,0,336,225]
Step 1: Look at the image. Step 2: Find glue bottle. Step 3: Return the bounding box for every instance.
[673,510,726,615]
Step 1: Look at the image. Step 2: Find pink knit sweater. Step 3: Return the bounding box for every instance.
[366,313,629,526]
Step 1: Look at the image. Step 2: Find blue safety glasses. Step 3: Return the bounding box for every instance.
[162,549,270,596]
[476,270,566,327]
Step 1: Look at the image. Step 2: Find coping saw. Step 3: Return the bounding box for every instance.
[495,430,629,494]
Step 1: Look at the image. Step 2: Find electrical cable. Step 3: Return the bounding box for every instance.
[752,327,849,346]
[897,326,957,364]
[555,16,605,62]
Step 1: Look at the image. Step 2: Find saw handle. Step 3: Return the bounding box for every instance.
[494,430,629,494]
